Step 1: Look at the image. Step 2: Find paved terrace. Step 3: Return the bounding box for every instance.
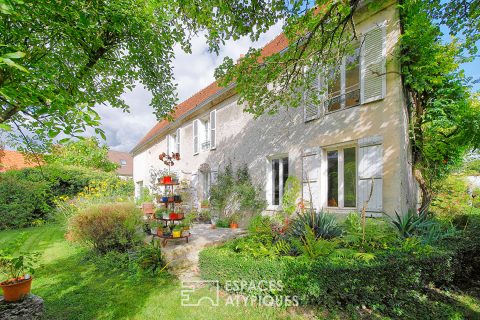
[149,224,246,281]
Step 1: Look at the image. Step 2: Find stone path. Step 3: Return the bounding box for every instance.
[156,224,246,281]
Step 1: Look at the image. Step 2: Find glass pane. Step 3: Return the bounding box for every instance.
[282,157,289,198]
[327,151,338,207]
[273,159,280,205]
[345,46,360,108]
[344,147,356,207]
[326,68,341,112]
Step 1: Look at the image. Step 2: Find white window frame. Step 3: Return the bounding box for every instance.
[193,119,199,155]
[210,109,216,150]
[322,144,358,210]
[266,154,289,210]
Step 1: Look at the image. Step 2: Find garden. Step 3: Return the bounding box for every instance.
[1,153,480,319]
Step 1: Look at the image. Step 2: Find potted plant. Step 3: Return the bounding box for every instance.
[228,214,240,229]
[0,248,39,302]
[172,226,182,238]
[176,212,184,219]
[155,208,167,219]
[200,199,209,208]
[162,227,171,237]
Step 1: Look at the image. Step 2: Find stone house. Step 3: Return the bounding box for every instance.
[131,1,417,217]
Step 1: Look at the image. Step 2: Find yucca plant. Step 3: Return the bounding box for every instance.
[290,211,342,240]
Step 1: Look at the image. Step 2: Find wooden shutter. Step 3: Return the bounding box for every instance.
[304,74,321,122]
[193,120,199,154]
[358,136,383,211]
[175,128,180,153]
[361,25,386,104]
[302,148,320,210]
[166,134,171,155]
[210,110,216,149]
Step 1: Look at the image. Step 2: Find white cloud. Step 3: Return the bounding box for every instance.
[99,22,283,152]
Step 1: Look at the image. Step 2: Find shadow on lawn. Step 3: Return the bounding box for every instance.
[33,249,177,320]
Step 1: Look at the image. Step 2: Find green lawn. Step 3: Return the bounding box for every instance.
[1,225,479,320]
[0,225,305,320]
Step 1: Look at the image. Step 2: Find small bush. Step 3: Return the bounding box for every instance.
[67,202,143,254]
[0,175,50,229]
[289,211,342,240]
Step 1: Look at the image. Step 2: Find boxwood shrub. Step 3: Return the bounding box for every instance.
[199,247,456,309]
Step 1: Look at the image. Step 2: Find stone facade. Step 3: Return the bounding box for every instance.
[132,1,417,217]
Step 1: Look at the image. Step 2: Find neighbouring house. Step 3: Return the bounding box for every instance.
[108,150,133,179]
[131,1,417,217]
[0,150,41,172]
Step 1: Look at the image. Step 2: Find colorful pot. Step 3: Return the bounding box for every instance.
[161,197,168,203]
[172,230,181,238]
[168,197,174,202]
[0,276,32,302]
[173,195,182,202]
[158,177,164,184]
[163,176,172,184]
[176,213,184,219]
[169,213,178,220]
[230,223,238,229]
[156,228,163,236]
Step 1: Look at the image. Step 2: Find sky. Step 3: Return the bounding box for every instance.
[99,23,284,152]
[90,22,479,153]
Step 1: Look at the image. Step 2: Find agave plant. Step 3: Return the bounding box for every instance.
[391,210,432,238]
[290,211,342,240]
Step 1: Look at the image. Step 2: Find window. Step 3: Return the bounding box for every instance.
[325,44,360,112]
[326,147,356,208]
[193,110,216,154]
[120,159,127,166]
[271,157,289,206]
[303,25,386,122]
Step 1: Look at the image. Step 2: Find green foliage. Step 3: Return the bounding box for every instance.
[45,138,118,172]
[289,211,342,240]
[291,226,337,259]
[215,218,230,228]
[0,0,287,147]
[0,174,50,229]
[391,210,431,238]
[247,214,276,236]
[199,245,458,313]
[0,164,133,229]
[209,163,266,220]
[281,176,301,216]
[0,233,39,281]
[341,213,397,252]
[431,175,473,219]
[136,239,166,274]
[67,202,143,254]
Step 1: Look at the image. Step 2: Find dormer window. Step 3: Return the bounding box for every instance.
[120,159,127,166]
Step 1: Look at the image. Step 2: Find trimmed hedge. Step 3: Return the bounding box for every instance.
[199,247,456,308]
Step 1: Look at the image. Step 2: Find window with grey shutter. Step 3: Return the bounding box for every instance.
[304,74,321,122]
[193,120,199,155]
[361,25,386,104]
[175,128,180,153]
[210,110,216,149]
[357,136,383,211]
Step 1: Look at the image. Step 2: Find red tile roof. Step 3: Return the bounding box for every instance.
[132,32,289,153]
[108,150,133,176]
[0,150,42,172]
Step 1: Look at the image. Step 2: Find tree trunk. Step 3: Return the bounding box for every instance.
[414,167,431,213]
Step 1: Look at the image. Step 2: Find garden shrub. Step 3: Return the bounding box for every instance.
[199,246,455,312]
[0,174,50,229]
[67,202,143,254]
[0,164,134,229]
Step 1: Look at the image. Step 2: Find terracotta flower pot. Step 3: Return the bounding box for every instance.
[163,176,172,184]
[0,276,32,302]
[230,223,238,229]
[156,228,163,236]
[176,213,184,219]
